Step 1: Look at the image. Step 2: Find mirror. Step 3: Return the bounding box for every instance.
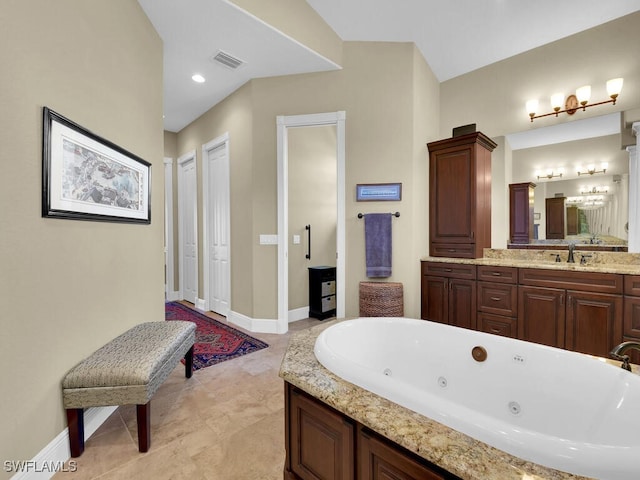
[507,112,630,249]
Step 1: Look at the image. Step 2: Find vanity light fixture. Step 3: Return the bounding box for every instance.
[536,169,563,180]
[580,186,609,195]
[577,163,608,176]
[526,78,623,122]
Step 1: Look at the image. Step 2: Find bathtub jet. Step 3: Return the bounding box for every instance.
[314,317,640,480]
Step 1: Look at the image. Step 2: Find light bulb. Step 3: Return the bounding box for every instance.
[576,85,591,105]
[550,93,564,112]
[606,78,623,99]
[526,99,538,117]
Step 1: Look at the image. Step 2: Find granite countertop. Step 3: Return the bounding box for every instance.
[279,320,597,480]
[421,249,640,275]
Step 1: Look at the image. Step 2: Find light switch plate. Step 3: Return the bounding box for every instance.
[293,235,301,244]
[259,234,278,245]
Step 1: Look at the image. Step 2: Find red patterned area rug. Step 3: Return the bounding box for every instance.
[166,302,268,370]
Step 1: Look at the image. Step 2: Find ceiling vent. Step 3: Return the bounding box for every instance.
[212,50,244,70]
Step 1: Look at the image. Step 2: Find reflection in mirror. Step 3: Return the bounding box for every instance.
[508,113,629,250]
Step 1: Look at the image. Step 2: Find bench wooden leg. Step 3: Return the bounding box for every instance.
[185,345,194,378]
[66,408,85,457]
[137,402,151,452]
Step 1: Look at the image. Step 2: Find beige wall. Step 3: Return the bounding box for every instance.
[170,42,440,321]
[288,125,338,310]
[440,12,640,140]
[0,0,163,474]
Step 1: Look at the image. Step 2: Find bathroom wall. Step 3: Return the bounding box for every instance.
[170,41,440,322]
[0,0,163,475]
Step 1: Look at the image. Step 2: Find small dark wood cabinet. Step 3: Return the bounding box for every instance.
[428,132,497,259]
[545,197,566,239]
[308,266,336,320]
[284,383,460,480]
[509,182,536,244]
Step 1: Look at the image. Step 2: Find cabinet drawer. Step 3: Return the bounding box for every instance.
[477,265,517,284]
[430,243,476,259]
[321,295,336,312]
[477,312,517,338]
[519,268,623,294]
[625,275,640,296]
[422,261,476,280]
[478,282,517,316]
[321,281,336,296]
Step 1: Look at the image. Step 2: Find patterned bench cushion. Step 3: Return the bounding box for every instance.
[62,321,196,408]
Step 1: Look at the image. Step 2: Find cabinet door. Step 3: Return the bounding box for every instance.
[518,286,565,348]
[449,278,476,330]
[429,146,474,244]
[421,276,448,324]
[566,291,623,357]
[358,428,448,480]
[289,387,354,480]
[545,197,566,239]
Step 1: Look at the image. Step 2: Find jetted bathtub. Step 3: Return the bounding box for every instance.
[314,317,640,480]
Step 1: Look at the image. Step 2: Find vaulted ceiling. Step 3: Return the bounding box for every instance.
[137,0,640,133]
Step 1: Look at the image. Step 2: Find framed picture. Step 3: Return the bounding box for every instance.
[356,183,402,202]
[42,107,151,224]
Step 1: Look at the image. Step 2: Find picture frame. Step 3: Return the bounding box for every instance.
[356,183,402,202]
[42,107,151,224]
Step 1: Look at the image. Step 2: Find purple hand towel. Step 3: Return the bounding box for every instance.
[364,213,392,278]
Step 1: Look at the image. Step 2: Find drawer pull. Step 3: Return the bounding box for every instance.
[444,268,452,272]
[492,272,502,276]
[490,296,501,301]
[448,249,456,252]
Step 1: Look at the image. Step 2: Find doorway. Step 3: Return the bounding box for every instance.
[202,133,231,316]
[288,125,337,321]
[276,111,346,334]
[178,150,198,304]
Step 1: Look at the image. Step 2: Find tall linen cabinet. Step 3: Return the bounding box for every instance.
[428,132,497,258]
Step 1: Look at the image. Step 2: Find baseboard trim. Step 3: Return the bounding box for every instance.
[195,298,206,311]
[288,306,309,323]
[165,290,180,302]
[9,406,117,480]
[227,310,283,334]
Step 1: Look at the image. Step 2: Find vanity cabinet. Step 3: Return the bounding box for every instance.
[623,275,640,363]
[427,132,496,259]
[421,261,627,358]
[284,383,460,480]
[508,182,536,244]
[286,384,354,480]
[518,268,623,356]
[421,262,476,330]
[477,266,518,338]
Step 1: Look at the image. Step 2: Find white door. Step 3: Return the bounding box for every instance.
[204,139,230,315]
[178,152,198,304]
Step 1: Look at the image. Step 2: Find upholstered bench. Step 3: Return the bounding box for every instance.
[62,321,196,457]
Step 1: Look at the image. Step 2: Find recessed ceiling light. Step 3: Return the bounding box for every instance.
[191,74,205,83]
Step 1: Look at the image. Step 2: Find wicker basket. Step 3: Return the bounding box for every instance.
[359,282,404,317]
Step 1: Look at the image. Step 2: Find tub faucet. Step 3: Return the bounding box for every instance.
[567,243,576,263]
[609,341,640,371]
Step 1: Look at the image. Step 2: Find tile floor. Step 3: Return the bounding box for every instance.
[54,306,322,480]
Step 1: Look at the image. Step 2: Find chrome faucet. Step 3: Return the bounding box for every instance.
[567,243,576,263]
[609,341,640,371]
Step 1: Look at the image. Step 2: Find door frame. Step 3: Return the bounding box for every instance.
[163,157,176,300]
[177,150,198,303]
[202,132,231,314]
[276,111,346,334]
